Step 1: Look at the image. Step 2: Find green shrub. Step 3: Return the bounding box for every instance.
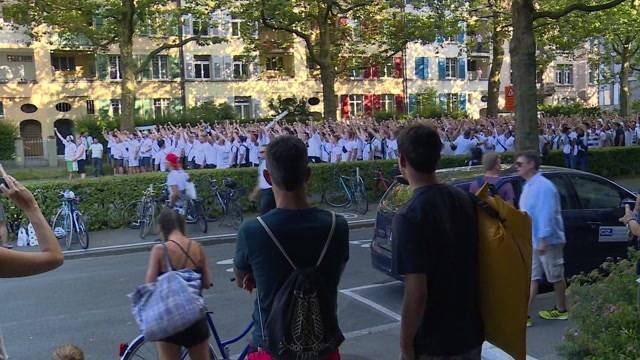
[0,122,16,160]
[558,250,640,359]
[267,95,313,122]
[538,103,602,117]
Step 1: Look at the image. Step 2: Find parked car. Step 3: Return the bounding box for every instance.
[371,165,638,281]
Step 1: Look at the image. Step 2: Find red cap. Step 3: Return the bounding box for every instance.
[165,153,180,167]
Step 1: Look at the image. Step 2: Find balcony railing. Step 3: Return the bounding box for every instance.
[467,71,489,81]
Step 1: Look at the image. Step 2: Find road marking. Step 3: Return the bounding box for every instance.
[349,239,372,248]
[216,258,234,265]
[226,268,234,273]
[343,322,399,339]
[336,212,359,219]
[340,289,401,321]
[342,281,401,292]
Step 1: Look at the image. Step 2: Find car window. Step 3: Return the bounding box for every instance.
[571,175,623,209]
[544,174,578,210]
[455,182,470,192]
[381,183,412,211]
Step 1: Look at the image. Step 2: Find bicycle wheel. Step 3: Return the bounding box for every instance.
[124,201,143,229]
[228,201,243,229]
[52,209,73,250]
[206,196,224,222]
[73,211,90,250]
[139,201,156,239]
[184,200,197,224]
[324,177,350,208]
[353,177,369,215]
[122,336,218,360]
[195,200,208,234]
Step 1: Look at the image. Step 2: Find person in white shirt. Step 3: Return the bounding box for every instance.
[127,138,140,174]
[386,134,398,160]
[155,140,169,172]
[249,145,275,215]
[139,134,153,172]
[236,136,251,168]
[306,129,323,163]
[89,138,104,177]
[320,139,332,163]
[55,128,77,180]
[248,134,260,167]
[503,130,516,152]
[74,138,87,180]
[330,135,342,163]
[215,137,232,169]
[204,137,217,169]
[453,130,478,156]
[165,152,190,214]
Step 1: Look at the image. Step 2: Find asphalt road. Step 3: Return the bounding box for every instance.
[0,228,567,360]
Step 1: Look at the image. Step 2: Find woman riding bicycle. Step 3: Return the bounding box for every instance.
[144,209,212,360]
[165,153,190,215]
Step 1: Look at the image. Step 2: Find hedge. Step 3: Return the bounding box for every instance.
[1,146,638,231]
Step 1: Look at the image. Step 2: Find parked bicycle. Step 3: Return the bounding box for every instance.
[119,311,253,360]
[372,165,400,200]
[206,178,244,229]
[125,184,165,239]
[323,167,368,215]
[184,196,209,234]
[51,190,89,250]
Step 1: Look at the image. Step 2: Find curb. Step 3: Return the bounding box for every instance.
[62,218,376,260]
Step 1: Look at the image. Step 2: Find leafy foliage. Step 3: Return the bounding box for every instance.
[267,96,313,121]
[558,250,640,359]
[0,122,16,160]
[538,103,602,117]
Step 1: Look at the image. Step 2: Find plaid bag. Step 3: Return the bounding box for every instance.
[130,244,206,341]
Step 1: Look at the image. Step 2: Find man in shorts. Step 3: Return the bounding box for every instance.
[517,150,568,327]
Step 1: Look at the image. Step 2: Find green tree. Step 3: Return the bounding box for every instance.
[230,0,442,121]
[545,1,639,117]
[4,0,224,130]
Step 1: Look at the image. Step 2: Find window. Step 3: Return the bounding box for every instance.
[349,61,364,79]
[153,98,171,117]
[233,56,249,79]
[111,99,121,116]
[233,96,252,119]
[544,175,577,210]
[381,183,412,211]
[192,20,209,36]
[7,55,33,62]
[381,60,395,78]
[108,55,122,80]
[445,58,458,79]
[231,19,242,37]
[588,68,597,84]
[194,55,211,79]
[151,55,169,80]
[51,55,76,72]
[380,94,395,112]
[555,64,573,85]
[55,102,72,112]
[265,56,284,71]
[0,101,4,118]
[535,70,543,84]
[348,95,364,116]
[572,176,622,209]
[86,100,95,115]
[21,103,38,113]
[213,61,222,79]
[443,93,459,113]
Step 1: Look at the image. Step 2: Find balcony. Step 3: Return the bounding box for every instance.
[0,50,37,82]
[467,56,490,81]
[50,51,97,82]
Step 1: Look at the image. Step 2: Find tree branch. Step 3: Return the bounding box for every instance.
[138,35,217,74]
[333,1,371,14]
[259,12,319,65]
[534,0,627,20]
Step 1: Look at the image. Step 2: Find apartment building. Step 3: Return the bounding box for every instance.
[0,11,597,157]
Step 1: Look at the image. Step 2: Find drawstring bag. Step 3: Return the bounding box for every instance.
[129,244,206,341]
[185,181,197,200]
[16,227,28,247]
[27,223,38,247]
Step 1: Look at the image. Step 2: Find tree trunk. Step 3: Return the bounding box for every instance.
[487,16,505,118]
[510,0,539,152]
[318,23,337,121]
[618,46,630,118]
[119,0,136,131]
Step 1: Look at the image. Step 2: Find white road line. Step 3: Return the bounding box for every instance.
[340,289,401,321]
[343,322,400,339]
[216,258,234,265]
[341,280,401,292]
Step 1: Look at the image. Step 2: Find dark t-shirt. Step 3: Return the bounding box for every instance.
[392,184,484,356]
[615,129,625,146]
[234,207,349,347]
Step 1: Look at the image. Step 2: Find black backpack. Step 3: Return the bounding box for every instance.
[256,212,344,360]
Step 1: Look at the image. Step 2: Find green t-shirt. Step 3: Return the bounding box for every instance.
[234,207,349,347]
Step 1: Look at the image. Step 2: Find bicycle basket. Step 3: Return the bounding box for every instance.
[223,178,237,189]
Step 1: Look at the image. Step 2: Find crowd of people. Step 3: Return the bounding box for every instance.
[56,113,640,180]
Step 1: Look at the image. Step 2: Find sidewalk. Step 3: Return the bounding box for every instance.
[15,206,379,259]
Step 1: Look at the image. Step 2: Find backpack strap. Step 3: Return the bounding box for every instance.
[161,244,174,272]
[316,211,336,267]
[257,216,297,269]
[167,239,198,269]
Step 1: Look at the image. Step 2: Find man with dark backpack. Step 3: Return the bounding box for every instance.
[468,152,515,205]
[234,136,349,360]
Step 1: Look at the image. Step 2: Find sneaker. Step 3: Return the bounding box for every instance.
[539,308,569,320]
[526,317,533,327]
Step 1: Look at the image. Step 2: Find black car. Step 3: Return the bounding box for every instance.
[371,165,637,280]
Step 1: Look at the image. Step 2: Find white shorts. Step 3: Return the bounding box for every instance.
[129,158,139,167]
[532,244,565,283]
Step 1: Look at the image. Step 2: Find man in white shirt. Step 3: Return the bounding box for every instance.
[139,134,153,172]
[204,138,217,169]
[55,128,77,180]
[215,137,232,169]
[165,152,189,214]
[249,145,275,215]
[89,138,104,177]
[307,129,323,163]
[248,133,260,167]
[453,130,478,156]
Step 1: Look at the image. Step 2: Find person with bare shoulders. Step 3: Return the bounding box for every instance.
[144,209,212,360]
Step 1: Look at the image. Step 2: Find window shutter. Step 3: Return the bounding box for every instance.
[212,55,222,79]
[364,66,371,79]
[223,55,233,79]
[94,16,104,30]
[250,60,260,79]
[96,54,108,80]
[227,96,235,106]
[415,57,425,79]
[182,14,193,36]
[184,54,194,79]
[373,95,381,112]
[459,93,467,112]
[457,57,466,80]
[438,58,446,80]
[372,65,380,79]
[253,99,261,119]
[408,94,417,114]
[394,56,403,78]
[424,57,430,79]
[364,94,373,114]
[394,94,405,113]
[221,12,232,38]
[170,56,181,79]
[340,95,350,119]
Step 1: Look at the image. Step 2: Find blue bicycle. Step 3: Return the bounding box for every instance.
[120,311,253,360]
[51,190,89,250]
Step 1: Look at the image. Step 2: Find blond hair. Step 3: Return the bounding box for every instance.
[52,344,84,360]
[482,152,501,172]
